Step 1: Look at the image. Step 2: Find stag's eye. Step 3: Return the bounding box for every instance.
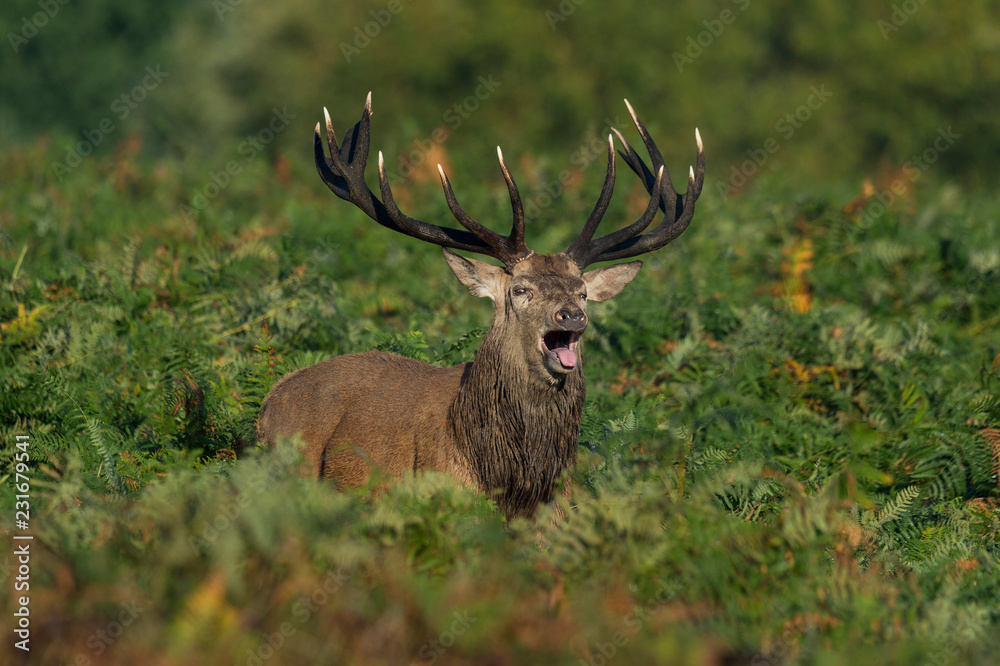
[512,287,532,300]
[579,293,587,301]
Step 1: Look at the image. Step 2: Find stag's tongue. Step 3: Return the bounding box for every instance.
[552,347,577,369]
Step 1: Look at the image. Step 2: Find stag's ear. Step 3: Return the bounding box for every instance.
[443,248,506,300]
[582,261,643,302]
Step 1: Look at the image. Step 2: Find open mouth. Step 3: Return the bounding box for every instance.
[542,330,582,371]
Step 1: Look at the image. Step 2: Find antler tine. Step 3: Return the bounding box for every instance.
[569,166,664,267]
[565,101,704,268]
[377,151,455,242]
[612,126,676,217]
[436,164,507,255]
[323,107,339,165]
[610,127,654,190]
[612,101,679,217]
[314,121,350,201]
[496,147,528,257]
[591,166,696,264]
[316,93,533,262]
[690,127,705,200]
[564,135,616,261]
[436,153,532,265]
[315,98,378,219]
[347,91,372,171]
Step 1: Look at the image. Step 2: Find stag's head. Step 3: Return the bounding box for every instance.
[314,94,704,383]
[443,250,644,383]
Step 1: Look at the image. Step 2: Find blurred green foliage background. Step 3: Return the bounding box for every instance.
[2,0,998,193]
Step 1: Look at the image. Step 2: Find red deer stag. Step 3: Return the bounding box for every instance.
[258,93,704,519]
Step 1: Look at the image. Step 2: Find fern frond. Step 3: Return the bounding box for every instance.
[873,485,920,527]
[374,331,431,362]
[983,428,1000,489]
[434,326,487,365]
[85,416,125,495]
[866,239,914,272]
[118,233,142,289]
[606,411,638,434]
[226,238,278,264]
[242,321,278,404]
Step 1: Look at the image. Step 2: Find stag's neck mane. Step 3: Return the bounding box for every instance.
[449,326,585,519]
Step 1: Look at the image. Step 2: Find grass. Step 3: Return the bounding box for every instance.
[0,137,998,665]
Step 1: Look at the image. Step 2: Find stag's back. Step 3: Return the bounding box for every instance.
[258,350,471,486]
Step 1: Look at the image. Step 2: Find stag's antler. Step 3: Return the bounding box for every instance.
[315,92,532,265]
[564,99,704,268]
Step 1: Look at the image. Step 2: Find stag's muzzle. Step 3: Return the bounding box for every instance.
[542,328,583,371]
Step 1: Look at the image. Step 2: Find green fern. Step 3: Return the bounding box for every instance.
[85,416,125,495]
[374,330,431,362]
[240,320,279,413]
[869,485,921,527]
[434,325,487,365]
[605,411,638,434]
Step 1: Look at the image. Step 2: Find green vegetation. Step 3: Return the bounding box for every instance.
[1,0,999,664]
[1,134,997,663]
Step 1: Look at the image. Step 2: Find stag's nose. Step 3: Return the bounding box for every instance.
[554,308,587,330]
